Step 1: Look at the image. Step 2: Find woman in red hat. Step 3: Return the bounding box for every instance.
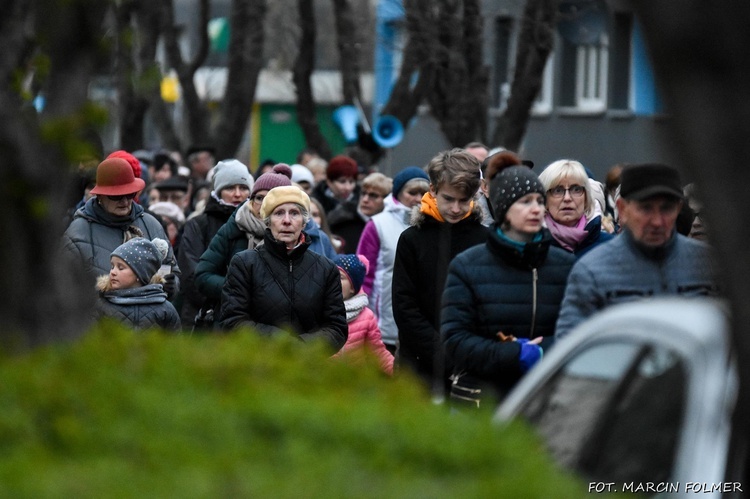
[62,157,181,300]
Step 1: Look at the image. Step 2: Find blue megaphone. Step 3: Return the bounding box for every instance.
[332,105,360,143]
[372,115,404,148]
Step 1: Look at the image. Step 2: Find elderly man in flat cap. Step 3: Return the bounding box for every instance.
[555,163,718,339]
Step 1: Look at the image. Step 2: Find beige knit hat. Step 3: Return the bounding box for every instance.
[260,186,311,219]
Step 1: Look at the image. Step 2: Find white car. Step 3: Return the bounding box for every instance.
[495,298,742,498]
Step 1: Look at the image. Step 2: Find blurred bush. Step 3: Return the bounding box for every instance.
[0,321,586,497]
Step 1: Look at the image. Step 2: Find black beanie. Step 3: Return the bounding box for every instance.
[490,166,545,223]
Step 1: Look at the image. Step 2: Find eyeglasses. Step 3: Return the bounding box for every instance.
[361,191,384,200]
[252,195,266,205]
[548,185,585,199]
[105,193,138,201]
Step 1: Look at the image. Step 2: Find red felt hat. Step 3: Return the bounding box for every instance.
[90,158,146,196]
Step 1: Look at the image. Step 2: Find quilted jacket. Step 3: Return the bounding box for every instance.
[219,229,347,351]
[94,275,181,331]
[442,227,575,400]
[63,197,179,284]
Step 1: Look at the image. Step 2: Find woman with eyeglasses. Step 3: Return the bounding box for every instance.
[538,160,614,258]
[219,186,347,350]
[62,157,181,299]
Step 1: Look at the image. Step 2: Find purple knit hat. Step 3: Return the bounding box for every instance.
[251,163,293,197]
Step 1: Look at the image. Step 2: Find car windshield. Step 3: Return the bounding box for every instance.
[518,340,686,486]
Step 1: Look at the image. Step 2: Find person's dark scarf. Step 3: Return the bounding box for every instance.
[84,197,145,239]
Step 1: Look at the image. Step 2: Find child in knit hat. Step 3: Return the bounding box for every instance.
[94,237,181,331]
[332,254,393,375]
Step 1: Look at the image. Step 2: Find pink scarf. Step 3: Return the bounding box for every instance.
[545,213,588,252]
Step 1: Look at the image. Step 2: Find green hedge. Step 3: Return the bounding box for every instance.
[0,322,587,498]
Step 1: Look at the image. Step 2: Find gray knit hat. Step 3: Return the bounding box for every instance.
[490,165,546,223]
[212,159,253,194]
[111,237,169,285]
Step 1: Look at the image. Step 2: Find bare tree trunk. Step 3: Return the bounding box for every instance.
[0,0,109,349]
[463,0,489,143]
[332,0,361,105]
[629,0,750,482]
[492,0,557,151]
[424,0,488,147]
[380,0,436,129]
[293,0,333,160]
[214,0,267,160]
[161,0,210,151]
[114,1,149,151]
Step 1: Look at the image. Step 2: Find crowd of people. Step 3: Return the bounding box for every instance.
[61,141,718,407]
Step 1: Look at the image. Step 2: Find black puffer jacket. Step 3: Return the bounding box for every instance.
[219,229,347,351]
[442,227,575,400]
[177,195,238,325]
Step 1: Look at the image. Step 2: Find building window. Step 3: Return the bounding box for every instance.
[532,56,554,115]
[609,12,633,111]
[557,0,609,113]
[560,34,609,112]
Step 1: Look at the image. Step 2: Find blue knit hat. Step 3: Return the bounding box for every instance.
[111,237,169,285]
[334,254,368,294]
[392,166,429,197]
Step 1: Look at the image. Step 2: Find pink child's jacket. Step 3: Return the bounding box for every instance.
[336,293,394,375]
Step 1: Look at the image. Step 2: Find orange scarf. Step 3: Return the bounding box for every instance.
[419,193,474,223]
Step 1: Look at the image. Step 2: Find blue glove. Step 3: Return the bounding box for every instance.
[518,342,543,373]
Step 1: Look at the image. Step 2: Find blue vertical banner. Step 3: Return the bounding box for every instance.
[632,22,663,115]
[374,0,405,121]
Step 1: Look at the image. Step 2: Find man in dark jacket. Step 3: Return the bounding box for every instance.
[393,148,488,398]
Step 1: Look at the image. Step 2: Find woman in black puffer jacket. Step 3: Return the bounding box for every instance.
[219,186,347,352]
[442,165,575,407]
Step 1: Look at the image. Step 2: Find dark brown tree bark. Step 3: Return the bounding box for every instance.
[293,0,333,160]
[214,0,267,159]
[629,0,750,481]
[380,0,436,133]
[332,0,361,105]
[0,0,109,349]
[114,1,147,151]
[491,0,558,151]
[421,0,488,147]
[160,0,210,152]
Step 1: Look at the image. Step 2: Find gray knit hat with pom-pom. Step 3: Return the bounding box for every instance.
[111,237,169,285]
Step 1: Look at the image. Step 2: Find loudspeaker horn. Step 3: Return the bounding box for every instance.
[332,105,360,143]
[372,115,404,148]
